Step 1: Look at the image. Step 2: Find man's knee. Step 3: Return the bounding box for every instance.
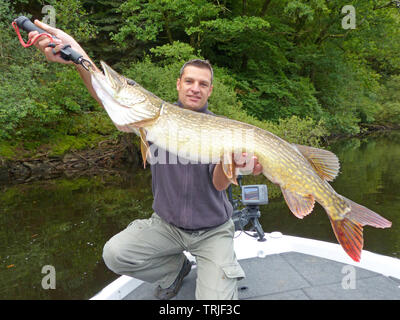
[102,238,124,274]
[102,237,144,275]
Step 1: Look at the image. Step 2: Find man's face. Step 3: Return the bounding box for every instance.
[176,65,213,111]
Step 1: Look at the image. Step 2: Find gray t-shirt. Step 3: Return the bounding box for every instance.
[149,102,233,230]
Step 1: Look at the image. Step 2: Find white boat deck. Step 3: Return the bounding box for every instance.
[91,232,400,300]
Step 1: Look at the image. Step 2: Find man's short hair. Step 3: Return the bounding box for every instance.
[179,59,214,84]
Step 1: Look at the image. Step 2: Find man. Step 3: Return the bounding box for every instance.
[29,20,263,300]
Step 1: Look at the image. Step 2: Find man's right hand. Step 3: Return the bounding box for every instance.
[28,19,85,65]
[28,20,104,106]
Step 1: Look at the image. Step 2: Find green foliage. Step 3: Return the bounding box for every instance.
[47,0,98,42]
[0,0,101,149]
[150,41,199,65]
[2,0,400,159]
[0,61,98,140]
[112,0,222,45]
[0,141,17,159]
[186,15,271,63]
[374,75,400,126]
[269,116,328,146]
[123,57,182,103]
[236,72,322,122]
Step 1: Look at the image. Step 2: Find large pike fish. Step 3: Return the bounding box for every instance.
[89,61,392,262]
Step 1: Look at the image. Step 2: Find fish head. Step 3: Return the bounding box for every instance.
[89,61,162,132]
[90,61,149,108]
[100,60,126,93]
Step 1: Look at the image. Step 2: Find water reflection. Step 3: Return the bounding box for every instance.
[1,131,399,299]
[0,169,153,299]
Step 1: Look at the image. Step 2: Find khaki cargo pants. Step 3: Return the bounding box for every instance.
[102,213,245,300]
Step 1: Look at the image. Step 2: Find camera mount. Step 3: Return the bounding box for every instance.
[228,176,267,242]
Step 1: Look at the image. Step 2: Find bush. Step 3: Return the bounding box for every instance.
[374,75,400,126]
[0,0,99,144]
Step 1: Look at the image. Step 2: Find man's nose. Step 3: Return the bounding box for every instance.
[190,82,200,93]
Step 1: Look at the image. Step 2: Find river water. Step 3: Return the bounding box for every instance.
[1,131,399,299]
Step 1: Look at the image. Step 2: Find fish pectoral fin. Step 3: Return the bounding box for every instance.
[139,128,150,168]
[221,153,238,185]
[293,144,340,182]
[129,116,159,128]
[281,188,315,219]
[129,105,162,129]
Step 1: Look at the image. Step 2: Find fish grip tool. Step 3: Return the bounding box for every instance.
[12,16,92,71]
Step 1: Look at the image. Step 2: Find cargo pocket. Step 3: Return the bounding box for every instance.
[221,262,245,281]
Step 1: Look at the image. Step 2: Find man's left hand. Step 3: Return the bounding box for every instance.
[233,152,263,176]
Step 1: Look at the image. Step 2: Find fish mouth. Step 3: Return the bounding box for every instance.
[100,61,125,92]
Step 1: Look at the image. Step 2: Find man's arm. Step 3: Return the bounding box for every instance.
[28,20,103,107]
[212,153,263,191]
[75,62,103,107]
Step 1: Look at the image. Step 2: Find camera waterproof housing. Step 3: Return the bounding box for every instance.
[241,185,268,206]
[228,176,268,242]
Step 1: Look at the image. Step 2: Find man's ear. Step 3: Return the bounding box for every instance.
[208,84,214,98]
[176,78,181,91]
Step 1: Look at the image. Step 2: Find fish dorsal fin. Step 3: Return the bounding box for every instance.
[139,128,150,168]
[293,144,340,182]
[281,188,315,219]
[221,153,238,185]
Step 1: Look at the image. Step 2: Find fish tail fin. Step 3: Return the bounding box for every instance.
[344,197,392,229]
[328,216,363,262]
[328,197,392,262]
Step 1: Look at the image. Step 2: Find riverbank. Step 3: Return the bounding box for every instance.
[327,123,400,142]
[0,134,141,185]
